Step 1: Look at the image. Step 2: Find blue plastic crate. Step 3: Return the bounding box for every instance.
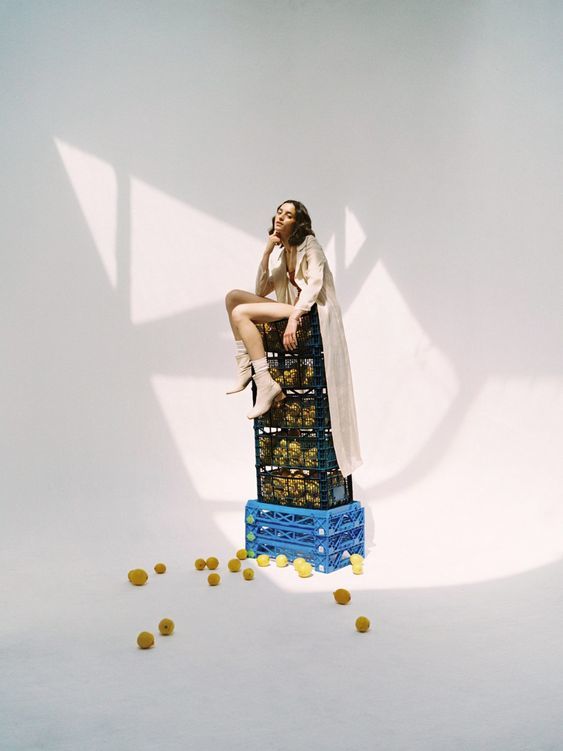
[245,500,364,536]
[256,466,352,510]
[254,389,331,430]
[244,500,364,573]
[256,304,322,354]
[255,427,338,471]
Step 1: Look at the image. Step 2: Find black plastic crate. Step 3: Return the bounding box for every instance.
[254,389,331,430]
[256,466,353,510]
[256,305,322,354]
[255,427,338,470]
[267,353,326,389]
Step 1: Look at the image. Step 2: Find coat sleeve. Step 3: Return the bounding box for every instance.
[294,237,326,312]
[255,260,274,297]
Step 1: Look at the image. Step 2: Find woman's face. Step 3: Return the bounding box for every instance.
[274,202,297,241]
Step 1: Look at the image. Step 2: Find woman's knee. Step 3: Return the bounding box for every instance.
[231,303,249,324]
[225,289,245,309]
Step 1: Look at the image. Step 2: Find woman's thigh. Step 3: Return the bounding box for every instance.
[233,302,295,323]
[226,289,277,307]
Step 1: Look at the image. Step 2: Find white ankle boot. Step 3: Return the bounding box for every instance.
[247,370,285,419]
[226,353,252,394]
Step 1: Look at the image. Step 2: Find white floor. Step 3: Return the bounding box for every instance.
[2,492,562,751]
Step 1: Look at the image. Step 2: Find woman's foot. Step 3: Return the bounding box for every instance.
[247,370,285,419]
[226,353,252,394]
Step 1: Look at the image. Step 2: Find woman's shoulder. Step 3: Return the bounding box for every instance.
[299,233,323,251]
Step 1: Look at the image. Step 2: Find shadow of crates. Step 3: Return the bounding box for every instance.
[244,500,364,573]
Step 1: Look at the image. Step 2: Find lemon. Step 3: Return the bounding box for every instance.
[298,561,313,577]
[276,554,288,568]
[158,618,175,635]
[194,558,207,570]
[333,588,351,605]
[352,564,363,575]
[228,558,242,573]
[355,616,370,633]
[350,554,364,565]
[236,549,248,560]
[208,573,221,586]
[127,570,135,582]
[206,557,219,570]
[137,631,155,649]
[129,569,148,586]
[243,568,254,580]
[154,562,166,574]
[257,554,270,567]
[293,557,306,571]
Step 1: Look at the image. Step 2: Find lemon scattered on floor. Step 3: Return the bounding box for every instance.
[243,568,254,581]
[194,558,207,570]
[257,554,270,567]
[228,558,242,572]
[352,564,363,575]
[154,562,166,574]
[355,616,370,633]
[127,570,135,582]
[333,588,351,605]
[293,557,306,571]
[208,573,221,586]
[158,618,175,635]
[206,557,219,570]
[276,554,288,567]
[236,549,248,560]
[137,631,155,649]
[298,561,313,577]
[129,569,148,586]
[350,554,364,566]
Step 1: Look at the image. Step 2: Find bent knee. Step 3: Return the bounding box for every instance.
[225,289,247,308]
[231,303,251,323]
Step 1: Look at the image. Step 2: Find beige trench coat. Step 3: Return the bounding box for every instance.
[255,234,362,477]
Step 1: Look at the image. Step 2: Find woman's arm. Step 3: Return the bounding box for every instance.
[255,237,279,297]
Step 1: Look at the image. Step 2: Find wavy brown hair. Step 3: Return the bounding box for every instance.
[268,200,316,246]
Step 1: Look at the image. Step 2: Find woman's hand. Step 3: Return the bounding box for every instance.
[283,313,302,351]
[265,232,282,254]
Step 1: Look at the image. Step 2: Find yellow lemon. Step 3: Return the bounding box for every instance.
[208,573,221,586]
[333,588,351,605]
[127,570,135,582]
[206,557,219,570]
[276,554,288,568]
[298,561,313,578]
[350,554,364,566]
[137,631,155,649]
[154,562,166,574]
[355,616,370,633]
[236,549,248,560]
[228,558,242,573]
[257,554,270,567]
[243,568,254,581]
[158,618,175,635]
[293,557,306,571]
[194,558,207,570]
[130,569,148,586]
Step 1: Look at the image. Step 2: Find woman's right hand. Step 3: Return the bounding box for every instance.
[265,232,282,253]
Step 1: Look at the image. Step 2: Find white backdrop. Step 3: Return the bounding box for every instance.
[2,2,562,749]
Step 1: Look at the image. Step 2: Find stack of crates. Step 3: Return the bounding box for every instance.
[245,305,364,573]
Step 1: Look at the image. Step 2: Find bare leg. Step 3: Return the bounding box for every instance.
[225,289,276,340]
[231,302,296,360]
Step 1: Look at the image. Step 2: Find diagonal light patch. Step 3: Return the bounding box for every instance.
[151,374,255,503]
[54,139,117,287]
[345,259,459,486]
[368,375,563,589]
[344,206,366,268]
[130,179,262,324]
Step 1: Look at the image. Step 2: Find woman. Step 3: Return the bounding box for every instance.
[225,200,362,477]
